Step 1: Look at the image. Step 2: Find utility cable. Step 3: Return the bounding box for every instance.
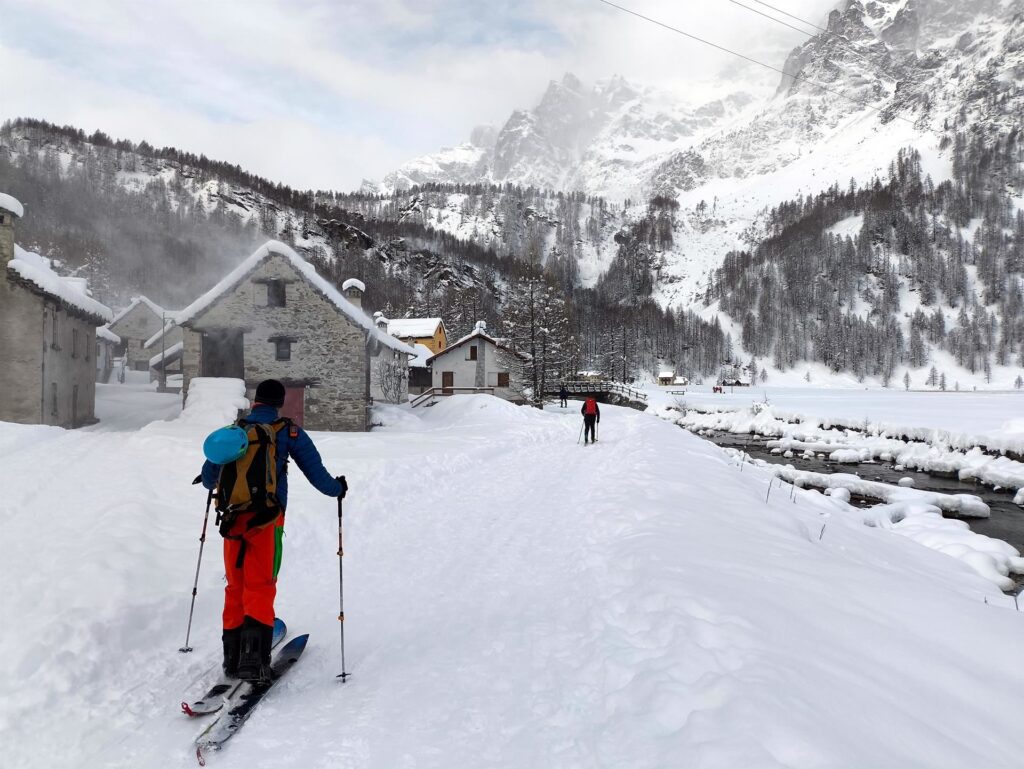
[731,0,907,84]
[595,0,927,131]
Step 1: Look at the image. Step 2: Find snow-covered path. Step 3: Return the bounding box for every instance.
[90,382,182,432]
[3,395,1023,768]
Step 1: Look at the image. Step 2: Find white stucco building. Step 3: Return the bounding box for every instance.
[426,321,526,402]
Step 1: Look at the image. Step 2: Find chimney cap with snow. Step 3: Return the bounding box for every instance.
[342,278,366,293]
[475,320,487,332]
[0,193,24,219]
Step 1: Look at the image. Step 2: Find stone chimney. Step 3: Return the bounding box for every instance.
[474,320,487,333]
[0,193,23,269]
[375,314,389,332]
[341,277,365,309]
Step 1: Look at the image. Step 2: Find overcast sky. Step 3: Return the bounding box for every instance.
[0,0,841,192]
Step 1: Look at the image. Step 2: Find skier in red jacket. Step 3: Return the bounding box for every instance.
[581,397,600,444]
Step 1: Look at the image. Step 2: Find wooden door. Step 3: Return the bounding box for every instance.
[442,371,454,395]
[281,386,304,427]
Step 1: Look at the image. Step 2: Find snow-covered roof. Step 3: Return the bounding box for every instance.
[658,370,674,378]
[388,317,444,339]
[409,343,434,368]
[7,245,112,322]
[96,326,121,344]
[149,341,183,368]
[177,240,415,354]
[109,296,168,328]
[342,278,365,293]
[143,320,180,350]
[0,193,24,218]
[426,326,525,365]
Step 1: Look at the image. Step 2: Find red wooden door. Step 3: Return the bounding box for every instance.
[281,386,305,427]
[442,371,454,395]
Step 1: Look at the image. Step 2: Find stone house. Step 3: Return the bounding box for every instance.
[177,240,414,430]
[0,193,113,427]
[386,317,448,354]
[107,295,172,372]
[426,321,526,402]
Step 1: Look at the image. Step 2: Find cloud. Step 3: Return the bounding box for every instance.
[0,0,841,191]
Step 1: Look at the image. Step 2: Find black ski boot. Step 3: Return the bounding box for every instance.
[236,616,274,684]
[222,626,242,678]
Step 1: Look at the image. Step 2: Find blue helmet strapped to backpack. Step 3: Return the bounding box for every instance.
[203,425,249,465]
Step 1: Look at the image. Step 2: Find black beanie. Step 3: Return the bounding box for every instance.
[254,379,286,407]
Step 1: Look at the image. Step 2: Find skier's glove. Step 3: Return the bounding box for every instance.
[335,475,348,499]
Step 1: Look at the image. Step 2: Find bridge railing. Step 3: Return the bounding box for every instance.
[551,381,648,403]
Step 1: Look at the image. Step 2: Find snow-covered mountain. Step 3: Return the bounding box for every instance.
[376,73,762,201]
[374,0,1024,306]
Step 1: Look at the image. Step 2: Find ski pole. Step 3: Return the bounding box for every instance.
[577,422,584,444]
[336,482,350,682]
[180,476,212,653]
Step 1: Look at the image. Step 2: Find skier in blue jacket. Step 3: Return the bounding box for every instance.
[201,379,345,681]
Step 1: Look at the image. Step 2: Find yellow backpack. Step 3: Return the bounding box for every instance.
[215,418,290,536]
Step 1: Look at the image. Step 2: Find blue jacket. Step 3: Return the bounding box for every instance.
[201,405,341,509]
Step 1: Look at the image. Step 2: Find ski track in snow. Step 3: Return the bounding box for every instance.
[2,391,1023,768]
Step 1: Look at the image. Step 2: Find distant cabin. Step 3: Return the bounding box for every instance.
[177,240,414,431]
[657,371,674,386]
[426,321,525,401]
[0,193,113,427]
[107,295,175,372]
[385,317,448,354]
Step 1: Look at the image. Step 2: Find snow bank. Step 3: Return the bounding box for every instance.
[3,395,1024,768]
[177,377,248,426]
[656,400,1024,500]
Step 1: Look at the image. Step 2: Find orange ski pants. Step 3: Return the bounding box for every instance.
[223,512,285,629]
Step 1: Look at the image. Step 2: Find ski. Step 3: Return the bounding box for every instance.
[194,634,309,765]
[181,618,286,717]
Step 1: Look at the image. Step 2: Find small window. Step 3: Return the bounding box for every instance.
[497,372,510,387]
[51,312,59,349]
[72,328,79,358]
[72,385,79,423]
[50,383,58,417]
[467,345,477,361]
[267,280,286,307]
[275,339,291,361]
[85,335,90,361]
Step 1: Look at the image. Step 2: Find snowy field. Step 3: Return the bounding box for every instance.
[3,387,1024,769]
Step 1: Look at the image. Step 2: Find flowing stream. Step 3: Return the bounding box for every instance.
[700,430,1024,594]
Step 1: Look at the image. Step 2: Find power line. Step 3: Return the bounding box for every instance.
[730,0,824,40]
[749,0,828,33]
[595,0,925,131]
[731,0,906,84]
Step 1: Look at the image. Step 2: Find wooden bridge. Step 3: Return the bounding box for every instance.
[546,381,649,410]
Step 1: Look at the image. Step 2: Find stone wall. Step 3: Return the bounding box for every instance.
[0,274,45,425]
[40,302,99,427]
[182,253,371,431]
